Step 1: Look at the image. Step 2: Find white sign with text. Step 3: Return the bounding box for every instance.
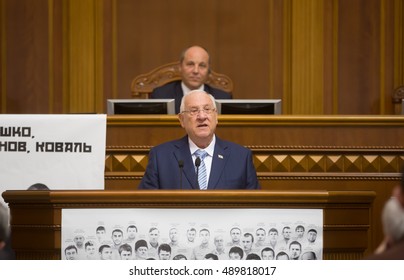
[0,114,106,204]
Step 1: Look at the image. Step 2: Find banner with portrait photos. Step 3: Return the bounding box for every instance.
[62,208,323,261]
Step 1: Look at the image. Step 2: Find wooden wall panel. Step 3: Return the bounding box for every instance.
[323,0,338,114]
[394,0,404,88]
[3,0,49,113]
[289,0,324,114]
[65,0,99,113]
[102,0,113,102]
[51,0,64,114]
[214,0,270,100]
[115,0,271,101]
[0,0,5,112]
[338,0,381,114]
[0,0,403,114]
[268,0,284,102]
[381,0,395,114]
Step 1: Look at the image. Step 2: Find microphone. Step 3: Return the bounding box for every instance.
[195,157,201,188]
[178,160,184,190]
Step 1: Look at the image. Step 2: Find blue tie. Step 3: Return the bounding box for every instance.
[195,149,208,190]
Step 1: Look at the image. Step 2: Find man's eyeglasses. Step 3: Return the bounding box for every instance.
[181,108,216,116]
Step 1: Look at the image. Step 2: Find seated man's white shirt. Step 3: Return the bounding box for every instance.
[181,82,204,96]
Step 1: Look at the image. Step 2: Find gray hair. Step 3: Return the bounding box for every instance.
[179,90,217,113]
[382,197,404,243]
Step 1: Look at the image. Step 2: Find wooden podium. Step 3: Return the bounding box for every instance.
[2,190,375,260]
[105,115,404,252]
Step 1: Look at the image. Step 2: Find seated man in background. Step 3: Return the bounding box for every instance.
[151,45,232,114]
[139,90,260,190]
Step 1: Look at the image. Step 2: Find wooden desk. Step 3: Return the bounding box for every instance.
[2,190,375,260]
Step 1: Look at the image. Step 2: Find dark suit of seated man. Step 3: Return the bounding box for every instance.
[150,45,232,114]
[138,90,260,190]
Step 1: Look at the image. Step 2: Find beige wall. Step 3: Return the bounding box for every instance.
[1,0,404,114]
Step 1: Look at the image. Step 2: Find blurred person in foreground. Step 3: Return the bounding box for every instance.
[366,167,404,259]
[0,203,15,260]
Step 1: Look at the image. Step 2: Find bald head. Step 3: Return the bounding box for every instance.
[180,46,210,63]
[179,46,211,90]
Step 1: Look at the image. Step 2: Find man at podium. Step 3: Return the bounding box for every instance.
[138,90,260,190]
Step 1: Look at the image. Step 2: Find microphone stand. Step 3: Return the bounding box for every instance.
[178,160,184,190]
[195,157,201,189]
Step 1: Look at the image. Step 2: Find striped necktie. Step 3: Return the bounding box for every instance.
[195,149,208,190]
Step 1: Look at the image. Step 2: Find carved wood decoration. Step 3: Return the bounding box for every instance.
[105,146,404,180]
[392,86,404,103]
[392,86,404,114]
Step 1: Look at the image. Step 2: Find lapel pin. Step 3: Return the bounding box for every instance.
[218,154,223,159]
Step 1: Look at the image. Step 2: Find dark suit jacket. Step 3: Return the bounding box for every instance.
[0,236,15,260]
[151,81,232,113]
[138,136,260,190]
[365,238,404,260]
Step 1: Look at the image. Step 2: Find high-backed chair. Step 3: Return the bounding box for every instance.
[131,61,233,98]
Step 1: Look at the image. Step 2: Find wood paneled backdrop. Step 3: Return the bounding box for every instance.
[1,0,404,114]
[1,0,404,257]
